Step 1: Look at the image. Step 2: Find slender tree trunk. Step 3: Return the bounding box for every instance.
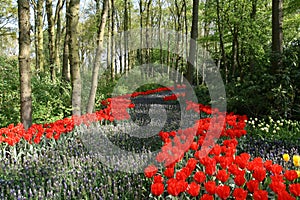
[145,0,152,78]
[107,0,111,79]
[46,0,56,80]
[54,0,64,73]
[186,0,199,84]
[113,11,119,75]
[124,0,128,74]
[173,0,181,80]
[18,0,32,130]
[184,0,189,83]
[158,0,163,66]
[139,0,144,66]
[216,0,227,83]
[111,0,115,79]
[36,0,44,72]
[68,0,81,115]
[271,0,283,73]
[202,0,210,85]
[167,32,170,76]
[231,24,238,79]
[249,0,257,74]
[86,0,108,113]
[33,1,38,71]
[62,0,70,82]
[127,0,133,72]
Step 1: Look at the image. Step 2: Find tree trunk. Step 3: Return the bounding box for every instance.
[68,0,81,116]
[36,0,44,72]
[231,24,238,79]
[272,0,283,73]
[107,0,111,79]
[46,0,56,80]
[216,0,227,83]
[124,0,128,74]
[249,0,257,74]
[54,0,64,73]
[173,0,181,81]
[86,0,108,113]
[139,0,144,66]
[18,0,32,130]
[111,0,115,79]
[126,0,133,72]
[62,0,71,82]
[158,0,163,66]
[145,0,152,68]
[186,0,199,84]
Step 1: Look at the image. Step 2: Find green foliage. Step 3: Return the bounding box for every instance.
[283,39,300,119]
[246,117,300,142]
[193,84,211,105]
[0,56,20,127]
[0,56,73,127]
[224,37,299,120]
[31,73,72,124]
[0,0,17,35]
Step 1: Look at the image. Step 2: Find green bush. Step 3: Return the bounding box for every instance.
[0,56,20,127]
[31,73,72,124]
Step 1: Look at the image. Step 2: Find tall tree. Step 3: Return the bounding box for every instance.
[271,0,283,73]
[186,0,199,84]
[68,0,81,115]
[33,0,44,72]
[86,0,109,113]
[54,0,64,72]
[123,0,129,74]
[46,0,56,80]
[231,0,239,79]
[216,0,227,83]
[62,0,71,82]
[18,0,32,129]
[111,0,115,79]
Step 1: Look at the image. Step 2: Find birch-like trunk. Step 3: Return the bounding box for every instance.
[86,0,109,113]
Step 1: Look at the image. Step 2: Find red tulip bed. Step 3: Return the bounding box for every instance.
[0,85,299,199]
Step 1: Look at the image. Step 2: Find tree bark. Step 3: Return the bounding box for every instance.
[126,0,134,72]
[86,0,108,113]
[62,0,70,82]
[272,0,283,73]
[34,0,44,72]
[107,0,111,79]
[216,0,227,83]
[68,0,81,115]
[46,0,56,80]
[54,0,64,73]
[111,0,115,79]
[18,0,32,130]
[186,0,199,84]
[139,0,144,66]
[249,0,257,73]
[231,24,238,79]
[124,0,128,74]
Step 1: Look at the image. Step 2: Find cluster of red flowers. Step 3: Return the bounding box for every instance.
[0,85,186,146]
[145,101,300,199]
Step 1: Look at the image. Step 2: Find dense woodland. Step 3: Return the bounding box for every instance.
[0,0,299,128]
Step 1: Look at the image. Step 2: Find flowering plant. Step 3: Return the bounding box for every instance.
[145,101,300,199]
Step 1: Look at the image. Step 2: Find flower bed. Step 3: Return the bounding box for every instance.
[144,102,300,199]
[0,85,299,199]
